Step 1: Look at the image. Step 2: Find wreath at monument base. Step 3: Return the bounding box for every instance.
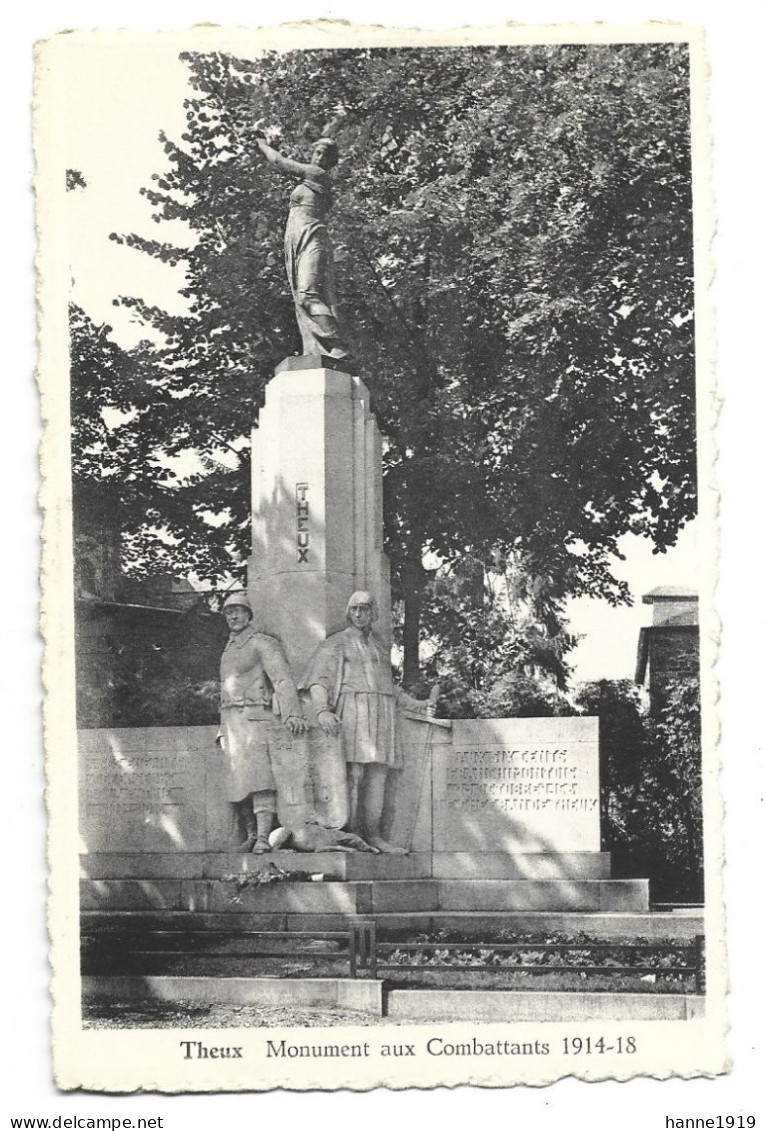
[221,861,337,902]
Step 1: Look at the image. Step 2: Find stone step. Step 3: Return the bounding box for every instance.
[80,851,612,881]
[437,879,648,912]
[83,975,383,1016]
[386,989,705,1023]
[431,853,612,880]
[81,976,705,1023]
[82,908,704,941]
[81,875,649,915]
[79,852,431,881]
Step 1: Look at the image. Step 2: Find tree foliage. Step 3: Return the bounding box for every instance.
[575,677,703,902]
[575,678,650,841]
[409,555,575,717]
[74,43,696,675]
[641,676,703,900]
[75,609,223,729]
[70,302,252,580]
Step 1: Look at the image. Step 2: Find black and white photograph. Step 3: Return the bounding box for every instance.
[33,18,730,1094]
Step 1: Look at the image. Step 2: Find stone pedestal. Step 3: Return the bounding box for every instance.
[80,724,668,932]
[248,364,390,677]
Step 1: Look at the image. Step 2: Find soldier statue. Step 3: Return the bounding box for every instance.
[216,593,307,853]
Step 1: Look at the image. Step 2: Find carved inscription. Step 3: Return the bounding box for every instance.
[433,719,600,853]
[78,731,215,852]
[296,482,309,563]
[446,746,599,814]
[81,748,187,816]
[79,726,223,854]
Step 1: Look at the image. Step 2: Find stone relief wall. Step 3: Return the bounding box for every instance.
[79,716,599,857]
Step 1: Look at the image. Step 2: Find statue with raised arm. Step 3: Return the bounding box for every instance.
[254,130,352,364]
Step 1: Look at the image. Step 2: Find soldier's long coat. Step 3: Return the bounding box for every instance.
[218,626,301,802]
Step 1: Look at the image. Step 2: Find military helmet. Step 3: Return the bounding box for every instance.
[222,592,252,617]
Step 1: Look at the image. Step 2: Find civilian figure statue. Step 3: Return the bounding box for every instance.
[216,593,307,853]
[254,130,352,364]
[301,591,436,854]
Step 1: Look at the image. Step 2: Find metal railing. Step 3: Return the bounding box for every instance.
[350,927,706,993]
[82,922,374,979]
[83,925,705,992]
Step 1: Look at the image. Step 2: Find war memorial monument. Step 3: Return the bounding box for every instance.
[78,111,705,1028]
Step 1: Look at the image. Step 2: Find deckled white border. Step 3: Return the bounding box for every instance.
[34,18,725,1094]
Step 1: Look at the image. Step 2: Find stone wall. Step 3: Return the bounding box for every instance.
[646,626,699,703]
[78,726,230,854]
[79,716,600,857]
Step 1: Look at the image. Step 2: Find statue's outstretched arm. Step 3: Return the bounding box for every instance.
[256,138,324,181]
[257,635,306,732]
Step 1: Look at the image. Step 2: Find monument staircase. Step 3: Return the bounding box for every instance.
[80,832,699,948]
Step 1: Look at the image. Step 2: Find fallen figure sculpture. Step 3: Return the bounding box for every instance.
[269,821,381,853]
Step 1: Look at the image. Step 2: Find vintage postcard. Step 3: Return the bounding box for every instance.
[36,20,724,1091]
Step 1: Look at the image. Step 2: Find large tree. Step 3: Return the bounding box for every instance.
[76,43,696,679]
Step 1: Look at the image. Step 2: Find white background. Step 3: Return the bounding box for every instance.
[3,0,762,1125]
